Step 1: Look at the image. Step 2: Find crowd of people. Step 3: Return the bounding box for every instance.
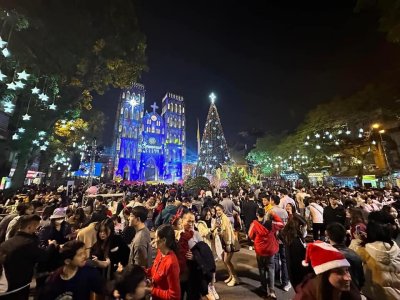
[0,183,399,299]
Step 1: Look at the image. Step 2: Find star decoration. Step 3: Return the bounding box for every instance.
[18,127,25,133]
[6,82,16,90]
[1,48,10,57]
[129,98,137,107]
[38,93,49,102]
[4,107,13,113]
[15,81,25,89]
[22,113,31,121]
[0,37,7,48]
[44,141,49,146]
[31,87,40,94]
[32,140,39,146]
[3,101,15,110]
[40,145,47,151]
[48,103,57,110]
[38,131,46,136]
[12,133,19,140]
[0,71,6,82]
[17,70,30,81]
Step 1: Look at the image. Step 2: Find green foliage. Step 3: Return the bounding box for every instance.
[228,167,248,191]
[184,176,211,195]
[0,1,147,188]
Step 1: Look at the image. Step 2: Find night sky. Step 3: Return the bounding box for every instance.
[93,0,400,155]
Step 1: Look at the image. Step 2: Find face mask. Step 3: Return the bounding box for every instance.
[54,219,63,225]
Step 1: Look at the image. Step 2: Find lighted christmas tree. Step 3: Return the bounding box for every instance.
[197,93,231,176]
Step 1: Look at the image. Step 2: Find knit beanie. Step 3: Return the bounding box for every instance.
[302,241,350,275]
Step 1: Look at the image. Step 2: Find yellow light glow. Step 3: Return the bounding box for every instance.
[379,129,385,134]
[372,123,380,129]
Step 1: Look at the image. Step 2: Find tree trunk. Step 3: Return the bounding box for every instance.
[10,151,30,189]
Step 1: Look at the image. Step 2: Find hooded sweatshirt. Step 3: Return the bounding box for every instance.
[248,214,283,257]
[356,241,400,300]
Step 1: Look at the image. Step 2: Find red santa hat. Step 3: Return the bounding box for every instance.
[302,241,350,275]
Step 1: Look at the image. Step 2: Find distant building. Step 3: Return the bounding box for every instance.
[112,84,185,181]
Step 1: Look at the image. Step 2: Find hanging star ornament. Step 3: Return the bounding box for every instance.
[6,82,16,90]
[49,103,57,110]
[32,140,39,146]
[22,113,31,121]
[1,48,10,57]
[18,127,25,133]
[0,37,7,48]
[15,81,25,89]
[38,93,49,102]
[17,70,30,81]
[0,71,6,82]
[40,145,47,151]
[31,87,40,94]
[4,107,12,113]
[12,133,19,140]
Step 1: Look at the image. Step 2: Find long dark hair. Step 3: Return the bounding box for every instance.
[92,218,114,258]
[281,214,307,245]
[156,224,178,253]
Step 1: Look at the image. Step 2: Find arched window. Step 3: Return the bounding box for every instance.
[124,108,128,119]
[174,103,178,113]
[182,107,185,114]
[178,105,181,114]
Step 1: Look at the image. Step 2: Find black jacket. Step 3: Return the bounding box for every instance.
[333,244,365,289]
[241,200,259,231]
[323,205,346,226]
[0,231,57,291]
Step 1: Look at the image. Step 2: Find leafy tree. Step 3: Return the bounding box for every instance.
[0,1,147,188]
[228,167,248,191]
[184,176,210,195]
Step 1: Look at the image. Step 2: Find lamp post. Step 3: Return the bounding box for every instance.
[378,129,392,178]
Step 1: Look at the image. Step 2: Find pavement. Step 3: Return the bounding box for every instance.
[214,246,295,300]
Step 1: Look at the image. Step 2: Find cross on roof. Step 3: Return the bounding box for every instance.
[151,102,159,112]
[209,92,216,103]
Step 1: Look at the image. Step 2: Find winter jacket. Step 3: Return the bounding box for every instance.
[356,241,400,300]
[155,205,178,227]
[241,200,259,232]
[38,221,72,248]
[248,214,283,257]
[76,222,98,257]
[323,205,346,226]
[0,231,57,291]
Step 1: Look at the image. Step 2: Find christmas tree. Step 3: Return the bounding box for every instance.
[197,93,231,176]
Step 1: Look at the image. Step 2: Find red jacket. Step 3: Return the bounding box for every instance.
[149,250,181,300]
[248,214,283,257]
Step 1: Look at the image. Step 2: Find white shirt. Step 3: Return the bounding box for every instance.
[309,203,324,224]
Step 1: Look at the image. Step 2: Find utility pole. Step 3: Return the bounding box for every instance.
[87,137,97,187]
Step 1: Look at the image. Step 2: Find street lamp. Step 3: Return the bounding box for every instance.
[378,129,391,177]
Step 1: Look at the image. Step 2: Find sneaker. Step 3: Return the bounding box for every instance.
[282,282,291,292]
[269,290,277,299]
[210,285,220,300]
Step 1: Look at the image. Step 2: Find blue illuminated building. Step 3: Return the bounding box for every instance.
[112,84,186,182]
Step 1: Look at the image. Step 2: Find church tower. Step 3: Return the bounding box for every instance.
[113,83,145,181]
[161,93,186,181]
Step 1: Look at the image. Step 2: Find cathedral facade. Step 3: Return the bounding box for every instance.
[112,83,186,182]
